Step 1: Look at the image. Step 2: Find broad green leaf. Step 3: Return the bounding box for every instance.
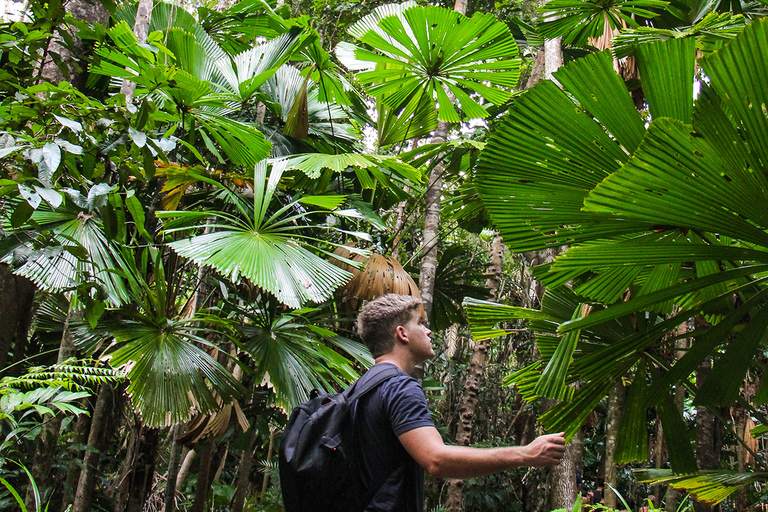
[538,0,667,47]
[633,470,768,505]
[343,5,520,122]
[584,119,768,248]
[655,368,698,473]
[552,49,645,152]
[695,306,768,406]
[634,37,695,123]
[701,18,768,176]
[536,305,585,400]
[615,361,649,463]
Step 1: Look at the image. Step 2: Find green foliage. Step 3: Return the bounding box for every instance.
[0,360,120,459]
[232,298,373,409]
[634,470,768,505]
[0,461,44,512]
[538,0,668,46]
[338,3,521,127]
[159,161,355,309]
[104,247,244,427]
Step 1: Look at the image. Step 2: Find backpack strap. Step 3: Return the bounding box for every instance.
[346,364,402,403]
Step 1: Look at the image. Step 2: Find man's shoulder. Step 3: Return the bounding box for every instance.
[366,364,420,392]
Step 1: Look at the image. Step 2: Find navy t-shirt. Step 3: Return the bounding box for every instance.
[351,363,435,512]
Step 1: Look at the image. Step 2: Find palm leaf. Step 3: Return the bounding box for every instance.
[341,5,520,122]
[7,208,131,306]
[109,321,242,427]
[236,303,368,410]
[161,162,352,308]
[114,0,227,62]
[537,0,668,47]
[192,110,271,167]
[612,12,747,58]
[213,27,314,102]
[633,470,768,504]
[270,152,421,186]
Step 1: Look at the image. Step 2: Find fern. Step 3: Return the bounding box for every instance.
[1,358,123,393]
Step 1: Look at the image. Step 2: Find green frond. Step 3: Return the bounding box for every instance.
[342,5,520,123]
[633,470,768,504]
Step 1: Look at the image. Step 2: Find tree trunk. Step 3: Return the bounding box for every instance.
[176,448,196,491]
[112,417,139,512]
[25,305,80,509]
[544,37,563,84]
[231,428,258,512]
[0,264,35,372]
[604,382,626,509]
[126,426,160,512]
[260,428,277,496]
[120,0,153,102]
[164,426,183,512]
[61,409,91,512]
[190,441,215,512]
[694,355,717,512]
[546,404,582,511]
[72,384,113,512]
[112,417,160,512]
[40,0,108,88]
[732,402,748,512]
[418,119,449,322]
[665,322,690,511]
[523,49,546,90]
[445,234,504,511]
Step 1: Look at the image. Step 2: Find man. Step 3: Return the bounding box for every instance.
[353,293,567,511]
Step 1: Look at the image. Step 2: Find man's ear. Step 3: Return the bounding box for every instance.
[395,325,409,343]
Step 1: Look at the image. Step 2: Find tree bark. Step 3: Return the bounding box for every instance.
[40,0,109,88]
[126,426,160,512]
[732,402,748,512]
[120,0,153,102]
[418,119,449,322]
[523,49,546,90]
[25,305,80,509]
[164,426,183,512]
[694,355,717,512]
[454,0,469,14]
[112,417,160,512]
[61,410,91,512]
[260,428,277,496]
[190,441,215,512]
[231,428,258,512]
[72,383,113,512]
[0,264,35,372]
[445,234,504,511]
[546,404,582,511]
[604,382,626,509]
[176,448,196,491]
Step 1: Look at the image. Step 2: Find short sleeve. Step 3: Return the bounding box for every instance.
[381,375,435,437]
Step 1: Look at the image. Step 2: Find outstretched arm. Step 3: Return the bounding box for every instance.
[398,427,566,479]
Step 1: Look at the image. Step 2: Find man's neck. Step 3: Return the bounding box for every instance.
[374,353,414,375]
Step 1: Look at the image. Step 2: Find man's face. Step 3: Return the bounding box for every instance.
[402,309,434,362]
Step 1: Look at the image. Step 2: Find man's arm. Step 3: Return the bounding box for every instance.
[398,426,566,479]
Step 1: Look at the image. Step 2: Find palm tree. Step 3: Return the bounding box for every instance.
[468,17,768,500]
[338,2,522,321]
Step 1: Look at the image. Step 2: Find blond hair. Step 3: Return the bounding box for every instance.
[357,294,423,358]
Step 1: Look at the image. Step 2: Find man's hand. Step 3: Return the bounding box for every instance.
[523,432,567,466]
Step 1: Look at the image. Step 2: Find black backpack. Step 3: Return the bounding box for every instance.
[279,364,401,512]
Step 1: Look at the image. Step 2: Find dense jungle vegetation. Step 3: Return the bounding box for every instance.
[0,0,767,511]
